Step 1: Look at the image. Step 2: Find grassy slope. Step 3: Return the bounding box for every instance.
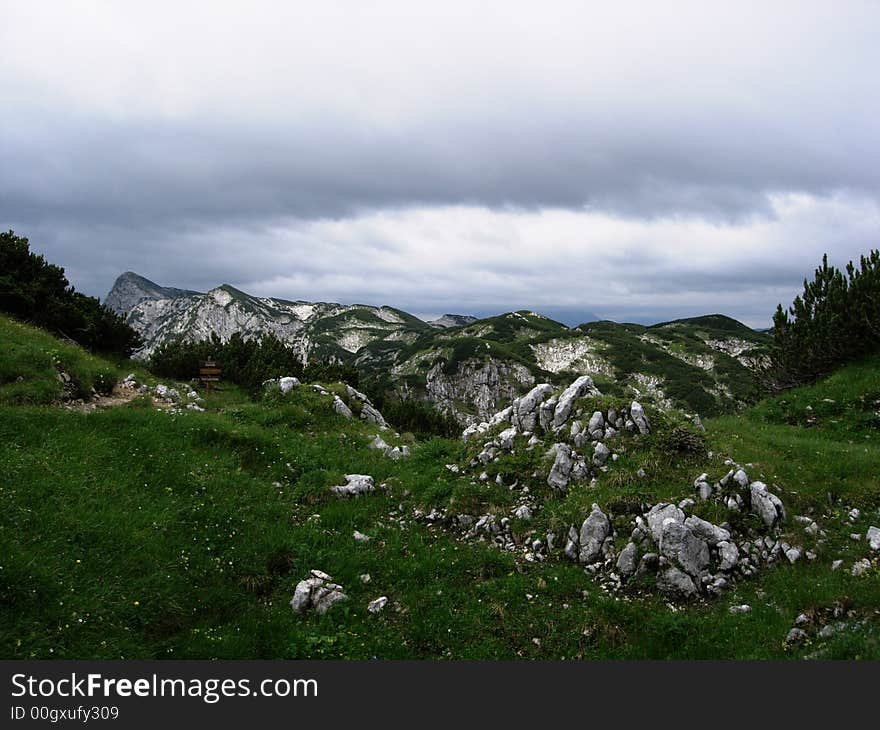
[0,321,878,659]
[0,314,123,405]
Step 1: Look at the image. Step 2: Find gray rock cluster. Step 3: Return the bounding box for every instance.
[413,488,548,563]
[331,474,376,497]
[150,382,205,412]
[462,375,652,493]
[263,376,301,394]
[563,504,611,565]
[558,464,794,599]
[345,385,388,427]
[306,382,390,427]
[290,570,348,614]
[368,434,411,460]
[784,602,869,652]
[463,376,610,443]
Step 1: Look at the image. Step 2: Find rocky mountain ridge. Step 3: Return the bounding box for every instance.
[106,272,770,421]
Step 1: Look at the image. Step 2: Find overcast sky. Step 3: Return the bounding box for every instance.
[2,1,879,326]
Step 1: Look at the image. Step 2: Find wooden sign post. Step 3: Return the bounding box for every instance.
[199,360,222,391]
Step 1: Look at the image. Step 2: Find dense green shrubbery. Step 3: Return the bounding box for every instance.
[149,332,359,395]
[765,250,880,390]
[360,373,461,438]
[380,399,461,439]
[0,230,141,358]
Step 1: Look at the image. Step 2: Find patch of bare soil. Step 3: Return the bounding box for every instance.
[63,382,145,413]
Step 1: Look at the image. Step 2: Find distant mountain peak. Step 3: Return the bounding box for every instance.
[428,314,479,329]
[104,272,201,315]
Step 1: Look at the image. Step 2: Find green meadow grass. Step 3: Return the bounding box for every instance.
[0,314,123,404]
[0,319,878,659]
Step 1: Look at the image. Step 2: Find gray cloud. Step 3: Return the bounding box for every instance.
[2,1,879,327]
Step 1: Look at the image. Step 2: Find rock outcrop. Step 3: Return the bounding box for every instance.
[290,571,348,614]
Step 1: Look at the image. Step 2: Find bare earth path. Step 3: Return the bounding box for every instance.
[63,382,144,413]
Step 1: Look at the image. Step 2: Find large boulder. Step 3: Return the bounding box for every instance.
[593,442,611,466]
[547,444,573,491]
[749,481,786,528]
[617,542,639,578]
[660,521,710,578]
[513,383,554,432]
[717,541,740,571]
[290,570,348,614]
[279,376,301,394]
[498,426,518,450]
[346,385,388,427]
[629,401,651,435]
[684,515,730,546]
[331,474,375,497]
[333,395,353,419]
[578,504,610,565]
[552,375,600,430]
[645,503,685,543]
[657,567,698,597]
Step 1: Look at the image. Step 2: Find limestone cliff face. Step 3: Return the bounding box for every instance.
[424,358,535,423]
[105,273,431,361]
[104,272,200,316]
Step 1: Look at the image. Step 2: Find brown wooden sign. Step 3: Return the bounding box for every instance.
[199,360,222,388]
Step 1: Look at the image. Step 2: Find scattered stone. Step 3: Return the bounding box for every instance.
[369,435,390,451]
[785,627,808,645]
[851,558,872,577]
[660,521,710,578]
[353,530,371,542]
[290,570,348,614]
[333,395,353,419]
[729,604,751,614]
[547,444,573,491]
[629,401,651,435]
[552,376,600,430]
[750,481,786,528]
[867,526,880,551]
[617,542,639,578]
[279,376,301,394]
[331,474,375,497]
[646,503,685,543]
[367,596,389,614]
[578,504,610,565]
[657,567,698,597]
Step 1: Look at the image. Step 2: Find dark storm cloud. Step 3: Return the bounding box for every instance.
[2,2,879,325]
